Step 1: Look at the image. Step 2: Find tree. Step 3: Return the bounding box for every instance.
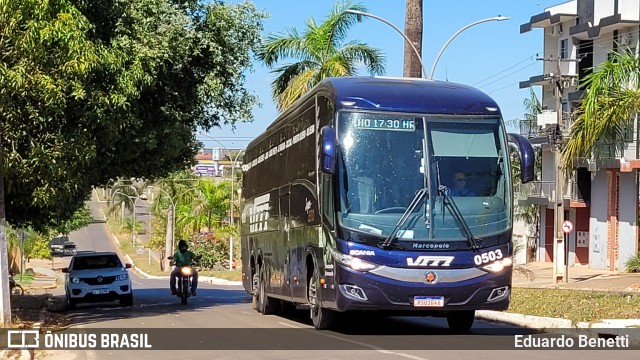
[403,0,423,78]
[51,204,94,235]
[562,49,640,168]
[257,1,385,111]
[0,0,266,231]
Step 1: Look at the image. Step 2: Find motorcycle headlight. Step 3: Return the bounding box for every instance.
[482,257,513,273]
[71,277,80,284]
[330,248,379,272]
[115,274,128,281]
[180,267,193,276]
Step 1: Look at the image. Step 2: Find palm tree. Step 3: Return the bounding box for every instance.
[562,49,640,168]
[257,1,385,111]
[403,0,423,78]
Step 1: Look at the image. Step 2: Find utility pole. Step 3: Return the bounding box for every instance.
[0,131,10,325]
[538,54,579,284]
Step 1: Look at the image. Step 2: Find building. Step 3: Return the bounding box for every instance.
[518,0,640,270]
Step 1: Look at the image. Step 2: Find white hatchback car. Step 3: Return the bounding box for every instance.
[63,251,133,309]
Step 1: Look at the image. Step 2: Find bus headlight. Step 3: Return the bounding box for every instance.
[481,257,513,273]
[331,248,379,272]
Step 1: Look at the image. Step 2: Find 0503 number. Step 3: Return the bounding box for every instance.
[474,249,503,265]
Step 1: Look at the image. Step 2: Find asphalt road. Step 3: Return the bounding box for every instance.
[43,200,634,360]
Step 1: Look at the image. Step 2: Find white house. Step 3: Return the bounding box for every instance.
[518,0,640,270]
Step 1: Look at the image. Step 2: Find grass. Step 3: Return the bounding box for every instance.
[199,269,242,281]
[509,288,640,324]
[15,273,35,285]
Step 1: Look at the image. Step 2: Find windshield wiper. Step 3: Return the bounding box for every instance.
[379,187,428,249]
[437,185,483,250]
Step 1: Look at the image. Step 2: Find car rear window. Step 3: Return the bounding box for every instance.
[72,255,122,270]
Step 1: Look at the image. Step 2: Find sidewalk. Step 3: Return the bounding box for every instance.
[512,261,640,292]
[476,261,640,344]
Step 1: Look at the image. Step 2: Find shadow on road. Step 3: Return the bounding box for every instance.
[271,304,541,338]
[51,287,251,327]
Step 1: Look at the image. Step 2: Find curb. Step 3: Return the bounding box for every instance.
[476,310,640,345]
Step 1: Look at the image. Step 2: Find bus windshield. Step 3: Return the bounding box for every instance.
[336,111,512,243]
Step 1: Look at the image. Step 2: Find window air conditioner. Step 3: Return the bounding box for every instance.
[551,24,563,36]
[620,33,632,46]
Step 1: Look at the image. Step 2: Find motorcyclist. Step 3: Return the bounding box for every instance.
[170,239,199,296]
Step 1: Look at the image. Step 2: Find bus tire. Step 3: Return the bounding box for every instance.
[251,272,259,310]
[446,310,475,332]
[258,265,276,315]
[308,267,336,330]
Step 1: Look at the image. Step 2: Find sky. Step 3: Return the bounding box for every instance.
[199,0,561,150]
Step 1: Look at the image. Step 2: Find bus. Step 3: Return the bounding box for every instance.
[239,76,534,331]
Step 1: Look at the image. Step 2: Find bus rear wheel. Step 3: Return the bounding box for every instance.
[446,310,475,332]
[308,267,336,330]
[257,265,276,315]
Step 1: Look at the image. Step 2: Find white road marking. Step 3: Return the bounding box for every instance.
[285,324,431,360]
[278,321,302,328]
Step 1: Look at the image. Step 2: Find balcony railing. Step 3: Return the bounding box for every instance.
[519,119,542,138]
[515,180,584,203]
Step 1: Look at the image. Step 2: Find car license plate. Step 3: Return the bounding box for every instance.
[92,289,109,295]
[414,296,444,307]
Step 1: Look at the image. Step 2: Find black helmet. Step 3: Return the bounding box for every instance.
[178,240,188,249]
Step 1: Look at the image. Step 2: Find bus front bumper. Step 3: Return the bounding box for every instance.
[331,263,511,312]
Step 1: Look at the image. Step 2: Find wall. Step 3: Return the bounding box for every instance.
[593,0,614,24]
[620,0,640,21]
[589,170,609,269]
[548,0,578,14]
[617,171,638,270]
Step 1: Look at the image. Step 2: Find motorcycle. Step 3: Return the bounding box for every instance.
[9,273,24,295]
[167,256,196,305]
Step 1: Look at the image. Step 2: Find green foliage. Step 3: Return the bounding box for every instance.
[257,1,385,111]
[22,232,51,261]
[121,218,146,234]
[190,235,229,269]
[563,49,640,168]
[624,255,640,273]
[52,204,94,235]
[0,0,266,230]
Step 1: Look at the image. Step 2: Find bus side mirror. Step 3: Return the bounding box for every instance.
[507,133,535,183]
[320,126,336,174]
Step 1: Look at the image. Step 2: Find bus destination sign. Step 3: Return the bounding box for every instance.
[353,118,415,131]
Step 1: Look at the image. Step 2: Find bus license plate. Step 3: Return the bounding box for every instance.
[92,289,109,295]
[414,296,444,307]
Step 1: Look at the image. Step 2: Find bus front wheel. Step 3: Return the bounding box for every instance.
[446,310,475,332]
[308,267,336,330]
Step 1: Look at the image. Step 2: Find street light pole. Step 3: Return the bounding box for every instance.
[229,150,245,270]
[344,9,428,79]
[148,186,176,271]
[429,16,510,80]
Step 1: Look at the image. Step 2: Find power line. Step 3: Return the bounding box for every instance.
[479,61,540,90]
[473,54,539,87]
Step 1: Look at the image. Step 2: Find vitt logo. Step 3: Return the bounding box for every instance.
[349,250,375,256]
[406,256,454,267]
[249,194,270,233]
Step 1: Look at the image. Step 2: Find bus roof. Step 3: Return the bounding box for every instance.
[249,77,501,150]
